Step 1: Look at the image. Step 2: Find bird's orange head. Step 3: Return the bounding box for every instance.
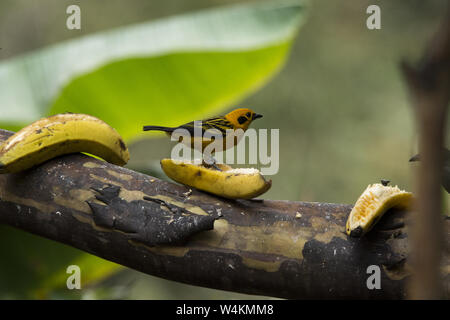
[224,108,263,130]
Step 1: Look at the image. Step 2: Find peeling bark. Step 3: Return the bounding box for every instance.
[0,129,448,299]
[87,184,218,245]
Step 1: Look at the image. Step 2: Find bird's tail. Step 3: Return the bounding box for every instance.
[143,125,175,133]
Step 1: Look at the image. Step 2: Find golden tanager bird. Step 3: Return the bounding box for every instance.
[143,108,263,152]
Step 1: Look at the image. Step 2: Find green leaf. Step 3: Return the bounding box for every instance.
[0,225,120,299]
[50,44,292,141]
[0,0,307,140]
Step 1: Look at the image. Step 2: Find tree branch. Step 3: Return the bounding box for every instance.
[0,129,448,299]
[401,12,450,299]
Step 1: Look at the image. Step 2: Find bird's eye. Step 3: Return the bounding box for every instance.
[246,112,251,118]
[237,116,247,125]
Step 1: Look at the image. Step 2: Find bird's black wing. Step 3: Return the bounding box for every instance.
[177,116,233,136]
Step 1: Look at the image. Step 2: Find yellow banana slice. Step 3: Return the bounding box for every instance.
[0,113,129,173]
[346,183,412,237]
[160,159,272,199]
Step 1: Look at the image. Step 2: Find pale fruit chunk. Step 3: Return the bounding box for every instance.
[346,183,412,237]
[160,159,271,199]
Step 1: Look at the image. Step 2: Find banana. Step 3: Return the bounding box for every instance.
[0,113,130,173]
[160,159,272,199]
[346,182,413,237]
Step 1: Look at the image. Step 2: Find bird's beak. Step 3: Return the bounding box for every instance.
[409,154,420,162]
[252,113,263,120]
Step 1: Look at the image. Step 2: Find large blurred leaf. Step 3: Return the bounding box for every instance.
[50,45,291,140]
[0,0,307,140]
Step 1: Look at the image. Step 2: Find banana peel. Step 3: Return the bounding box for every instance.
[160,159,272,199]
[0,113,129,173]
[346,183,413,237]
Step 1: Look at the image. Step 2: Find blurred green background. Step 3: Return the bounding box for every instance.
[0,0,448,299]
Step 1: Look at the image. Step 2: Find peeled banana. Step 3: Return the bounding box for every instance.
[346,183,412,237]
[160,159,272,199]
[0,113,129,173]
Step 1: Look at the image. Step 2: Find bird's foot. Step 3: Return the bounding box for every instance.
[202,156,222,171]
